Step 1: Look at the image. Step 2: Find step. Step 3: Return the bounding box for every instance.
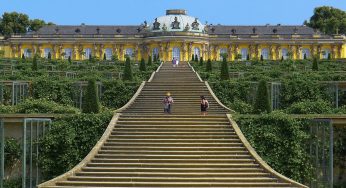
[94,154,251,159]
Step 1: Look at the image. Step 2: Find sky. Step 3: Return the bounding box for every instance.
[0,0,345,26]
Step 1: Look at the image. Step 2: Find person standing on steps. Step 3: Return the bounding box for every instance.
[200,96,209,116]
[163,92,174,114]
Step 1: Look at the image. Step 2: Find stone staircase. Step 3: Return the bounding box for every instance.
[38,62,307,187]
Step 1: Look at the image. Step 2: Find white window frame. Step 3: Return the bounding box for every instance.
[105,48,112,60]
[23,48,32,58]
[241,48,248,60]
[281,48,288,60]
[194,47,200,60]
[172,47,180,61]
[152,48,159,59]
[125,48,133,58]
[85,48,92,59]
[64,48,72,59]
[322,49,330,59]
[261,48,269,60]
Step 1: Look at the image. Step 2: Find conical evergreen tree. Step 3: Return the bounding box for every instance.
[22,54,25,59]
[32,54,38,71]
[246,54,250,60]
[123,56,133,81]
[191,54,195,62]
[327,53,331,60]
[47,52,51,60]
[103,53,107,60]
[220,55,229,80]
[253,80,271,114]
[139,58,146,71]
[148,56,152,66]
[157,54,160,62]
[68,56,71,64]
[260,55,263,61]
[195,54,198,62]
[199,56,203,66]
[206,59,212,72]
[312,55,319,71]
[82,79,100,113]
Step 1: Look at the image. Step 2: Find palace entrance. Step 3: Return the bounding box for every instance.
[172,47,180,61]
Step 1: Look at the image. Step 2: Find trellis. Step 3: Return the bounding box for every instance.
[271,82,281,110]
[0,81,30,105]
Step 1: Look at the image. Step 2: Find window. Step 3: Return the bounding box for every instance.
[152,48,159,60]
[172,47,180,60]
[301,48,310,59]
[219,48,227,61]
[23,48,32,58]
[64,48,72,59]
[241,48,248,60]
[194,47,200,60]
[281,48,288,60]
[261,48,269,60]
[85,48,92,59]
[322,49,330,59]
[125,48,133,58]
[105,48,112,60]
[44,48,51,58]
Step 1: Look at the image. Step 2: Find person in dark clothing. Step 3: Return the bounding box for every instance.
[163,92,174,114]
[200,96,209,115]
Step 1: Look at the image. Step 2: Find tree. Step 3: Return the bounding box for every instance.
[32,54,38,71]
[153,54,157,62]
[281,56,284,61]
[103,53,106,61]
[29,19,46,32]
[312,55,319,71]
[123,56,133,81]
[89,54,92,61]
[68,56,71,64]
[22,54,25,59]
[246,54,250,60]
[328,53,331,60]
[82,79,100,113]
[206,58,212,72]
[195,54,198,62]
[139,58,146,71]
[156,53,160,62]
[191,54,195,62]
[305,6,346,35]
[253,80,271,114]
[47,52,51,60]
[0,12,30,36]
[260,55,263,61]
[199,56,203,66]
[304,53,307,60]
[220,55,229,80]
[0,50,4,58]
[148,56,152,66]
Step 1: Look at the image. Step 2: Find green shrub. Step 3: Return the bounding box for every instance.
[0,105,16,113]
[230,99,253,114]
[148,56,152,66]
[123,56,133,81]
[82,80,100,113]
[199,56,203,66]
[220,57,229,80]
[312,56,319,71]
[16,98,80,114]
[139,58,146,71]
[286,99,333,114]
[206,59,212,72]
[253,80,271,113]
[32,54,38,71]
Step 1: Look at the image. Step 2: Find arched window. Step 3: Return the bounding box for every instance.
[64,48,72,59]
[85,48,92,59]
[301,48,310,59]
[219,48,227,61]
[172,47,180,60]
[194,47,200,60]
[281,48,288,60]
[44,48,51,58]
[241,48,248,60]
[152,48,159,60]
[105,48,112,60]
[322,49,330,59]
[23,48,32,58]
[261,48,269,60]
[125,48,133,58]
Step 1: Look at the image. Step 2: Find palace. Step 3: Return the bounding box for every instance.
[0,9,345,61]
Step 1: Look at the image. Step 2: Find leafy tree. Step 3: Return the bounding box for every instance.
[29,19,46,32]
[305,6,346,35]
[82,80,100,113]
[206,58,212,72]
[139,58,146,71]
[0,12,30,36]
[199,56,203,66]
[253,80,271,113]
[22,54,25,59]
[246,54,250,60]
[312,55,319,71]
[220,54,229,80]
[195,54,198,62]
[148,55,152,66]
[123,56,133,81]
[47,52,51,60]
[191,54,195,61]
[103,53,106,61]
[32,54,38,71]
[260,55,263,61]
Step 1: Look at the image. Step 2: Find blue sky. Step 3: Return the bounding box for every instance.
[0,0,345,26]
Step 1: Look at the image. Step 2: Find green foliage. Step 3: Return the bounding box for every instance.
[139,58,146,71]
[253,80,271,113]
[191,54,195,61]
[260,55,263,61]
[246,54,250,60]
[123,56,133,81]
[229,99,253,114]
[220,57,229,80]
[103,53,106,61]
[82,80,100,113]
[0,12,30,36]
[0,50,5,57]
[16,98,80,114]
[206,59,212,72]
[68,55,71,63]
[47,52,51,60]
[199,56,203,66]
[286,99,332,114]
[3,178,21,188]
[305,6,346,35]
[111,54,118,61]
[194,54,198,62]
[32,54,38,71]
[101,81,139,109]
[312,55,319,71]
[29,18,46,32]
[4,137,21,169]
[39,112,112,180]
[235,112,313,183]
[148,55,152,66]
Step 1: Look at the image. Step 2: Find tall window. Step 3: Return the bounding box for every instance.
[105,48,112,60]
[261,48,269,60]
[301,48,310,59]
[152,48,159,60]
[241,48,248,60]
[281,48,288,60]
[44,48,51,58]
[219,48,227,61]
[322,49,330,59]
[172,47,180,60]
[194,47,200,60]
[85,48,92,59]
[64,48,72,59]
[23,48,32,58]
[125,48,133,58]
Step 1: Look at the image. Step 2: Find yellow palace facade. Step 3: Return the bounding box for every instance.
[0,9,345,61]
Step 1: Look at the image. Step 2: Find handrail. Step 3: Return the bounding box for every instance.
[148,61,163,82]
[38,113,121,187]
[226,114,308,188]
[205,81,235,113]
[187,62,203,82]
[115,81,146,112]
